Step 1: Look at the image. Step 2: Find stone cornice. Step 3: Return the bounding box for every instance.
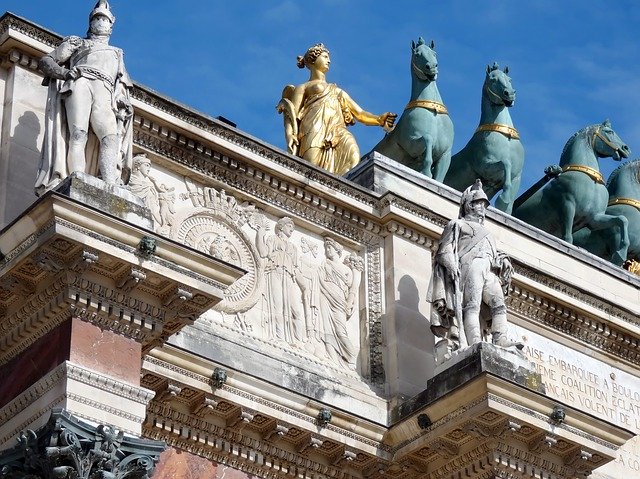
[0,13,60,57]
[144,403,363,479]
[65,361,156,405]
[142,352,387,455]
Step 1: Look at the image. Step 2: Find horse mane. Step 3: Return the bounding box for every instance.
[607,158,640,188]
[560,123,599,159]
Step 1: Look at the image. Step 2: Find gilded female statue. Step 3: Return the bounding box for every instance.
[277,44,396,175]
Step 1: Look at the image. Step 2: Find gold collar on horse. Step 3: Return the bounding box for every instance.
[405,100,448,115]
[608,197,640,211]
[561,165,605,184]
[475,123,520,140]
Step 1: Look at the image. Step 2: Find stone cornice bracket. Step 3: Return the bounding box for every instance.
[564,449,595,479]
[331,449,357,467]
[2,49,39,70]
[190,394,218,418]
[155,381,182,402]
[297,436,323,454]
[263,423,289,442]
[0,408,165,479]
[116,267,147,293]
[32,251,64,273]
[162,287,193,308]
[528,433,558,454]
[69,249,99,273]
[226,410,254,430]
[385,220,435,248]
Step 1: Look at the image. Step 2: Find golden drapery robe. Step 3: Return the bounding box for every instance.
[297,83,359,175]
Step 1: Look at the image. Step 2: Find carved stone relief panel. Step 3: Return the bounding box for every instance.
[172,178,262,314]
[128,154,177,235]
[148,175,368,375]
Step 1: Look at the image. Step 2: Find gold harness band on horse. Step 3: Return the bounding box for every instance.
[608,197,640,211]
[405,100,448,115]
[561,165,605,184]
[475,123,520,140]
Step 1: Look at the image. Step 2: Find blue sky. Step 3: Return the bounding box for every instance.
[4,1,640,194]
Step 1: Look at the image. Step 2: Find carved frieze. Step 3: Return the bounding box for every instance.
[172,179,262,313]
[129,154,176,235]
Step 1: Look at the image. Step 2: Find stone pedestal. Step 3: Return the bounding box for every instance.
[386,343,633,479]
[0,174,244,448]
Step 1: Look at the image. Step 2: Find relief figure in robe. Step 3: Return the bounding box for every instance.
[317,237,363,368]
[254,217,305,343]
[128,154,175,233]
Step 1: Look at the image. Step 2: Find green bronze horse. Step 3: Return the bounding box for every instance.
[371,37,453,180]
[513,120,631,264]
[573,159,640,265]
[444,63,524,213]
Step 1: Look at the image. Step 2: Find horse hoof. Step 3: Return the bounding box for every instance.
[612,252,626,266]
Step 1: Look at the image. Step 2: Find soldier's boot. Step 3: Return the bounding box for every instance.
[67,128,88,174]
[491,311,524,350]
[98,134,120,184]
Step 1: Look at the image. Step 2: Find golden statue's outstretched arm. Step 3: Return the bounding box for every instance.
[340,90,397,129]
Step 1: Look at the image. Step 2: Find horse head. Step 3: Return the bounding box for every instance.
[411,37,438,82]
[484,62,515,107]
[592,119,630,161]
[607,159,640,197]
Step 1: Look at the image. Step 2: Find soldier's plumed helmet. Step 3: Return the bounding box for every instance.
[459,179,489,218]
[89,0,115,23]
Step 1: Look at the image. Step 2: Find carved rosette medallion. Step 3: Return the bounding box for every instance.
[176,211,261,312]
[173,181,263,313]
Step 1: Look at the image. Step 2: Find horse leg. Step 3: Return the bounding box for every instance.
[587,213,630,265]
[495,173,521,215]
[419,138,434,178]
[493,160,513,213]
[559,200,576,244]
[432,148,452,183]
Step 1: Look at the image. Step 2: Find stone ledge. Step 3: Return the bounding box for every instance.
[54,172,153,230]
[393,342,543,423]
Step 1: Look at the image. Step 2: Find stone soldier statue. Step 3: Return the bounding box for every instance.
[35,0,133,195]
[429,179,522,351]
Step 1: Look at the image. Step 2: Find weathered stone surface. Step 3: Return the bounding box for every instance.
[393,341,543,423]
[55,172,153,229]
[154,448,253,479]
[69,317,141,385]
